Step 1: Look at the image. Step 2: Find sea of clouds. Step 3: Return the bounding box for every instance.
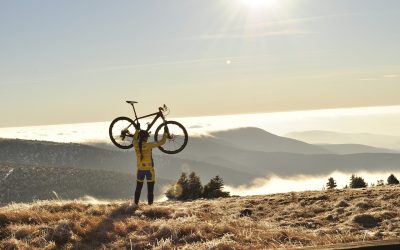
[0,105,400,143]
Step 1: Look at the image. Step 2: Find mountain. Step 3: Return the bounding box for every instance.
[165,132,400,177]
[286,131,400,151]
[2,128,400,204]
[210,127,332,154]
[0,138,256,186]
[225,152,400,176]
[318,144,398,154]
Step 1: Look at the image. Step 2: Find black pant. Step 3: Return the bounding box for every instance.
[134,181,154,205]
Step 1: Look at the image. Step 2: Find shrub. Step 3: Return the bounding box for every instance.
[165,172,189,200]
[376,179,385,186]
[349,174,367,188]
[387,174,399,185]
[166,173,230,200]
[165,172,203,201]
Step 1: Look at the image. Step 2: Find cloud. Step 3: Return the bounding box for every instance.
[358,74,398,81]
[88,55,255,72]
[383,74,398,78]
[358,78,380,81]
[182,30,310,41]
[228,13,360,31]
[225,171,400,196]
[88,53,275,72]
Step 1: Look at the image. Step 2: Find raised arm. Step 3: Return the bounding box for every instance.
[132,129,139,145]
[149,132,167,148]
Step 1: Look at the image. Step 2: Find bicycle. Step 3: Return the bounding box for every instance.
[109,101,188,154]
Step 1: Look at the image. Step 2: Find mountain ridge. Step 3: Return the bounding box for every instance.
[210,127,333,154]
[286,130,400,150]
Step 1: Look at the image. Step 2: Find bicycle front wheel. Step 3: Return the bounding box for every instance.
[154,121,188,154]
[109,116,137,149]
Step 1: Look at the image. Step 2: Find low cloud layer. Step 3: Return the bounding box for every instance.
[225,171,400,196]
[1,105,399,144]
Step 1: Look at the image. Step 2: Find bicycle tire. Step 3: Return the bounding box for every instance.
[154,121,188,154]
[109,116,137,149]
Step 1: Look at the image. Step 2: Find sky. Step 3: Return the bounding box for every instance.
[1,0,400,127]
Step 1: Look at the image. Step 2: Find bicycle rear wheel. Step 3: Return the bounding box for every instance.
[109,116,137,149]
[154,121,188,154]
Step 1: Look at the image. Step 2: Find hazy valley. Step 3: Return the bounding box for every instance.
[1,127,400,204]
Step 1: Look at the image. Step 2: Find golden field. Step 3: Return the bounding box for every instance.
[0,185,399,249]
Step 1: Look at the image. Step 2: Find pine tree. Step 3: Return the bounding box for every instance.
[326,177,337,189]
[187,172,203,200]
[387,174,400,185]
[176,172,190,200]
[203,175,230,199]
[349,174,367,188]
[376,179,384,186]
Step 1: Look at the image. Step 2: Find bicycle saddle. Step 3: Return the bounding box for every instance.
[126,101,138,104]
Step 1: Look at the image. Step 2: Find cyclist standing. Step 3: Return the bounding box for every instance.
[132,127,168,205]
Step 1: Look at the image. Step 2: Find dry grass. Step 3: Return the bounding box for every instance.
[0,186,399,249]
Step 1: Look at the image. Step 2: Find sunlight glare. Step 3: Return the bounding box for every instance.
[240,0,278,10]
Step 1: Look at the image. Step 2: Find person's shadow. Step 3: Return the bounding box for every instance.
[72,202,139,249]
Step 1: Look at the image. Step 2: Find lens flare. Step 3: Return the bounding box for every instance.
[240,0,278,10]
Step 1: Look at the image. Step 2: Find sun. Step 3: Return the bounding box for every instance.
[240,0,278,10]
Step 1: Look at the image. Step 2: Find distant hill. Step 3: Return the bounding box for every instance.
[318,144,398,154]
[0,138,256,186]
[210,127,332,154]
[0,162,170,204]
[2,130,400,205]
[165,132,400,177]
[286,130,400,151]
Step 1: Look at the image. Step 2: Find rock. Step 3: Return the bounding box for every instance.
[240,208,253,217]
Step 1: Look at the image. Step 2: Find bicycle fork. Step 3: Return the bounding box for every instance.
[160,115,172,139]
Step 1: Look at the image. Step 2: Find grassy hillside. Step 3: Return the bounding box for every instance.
[0,185,399,249]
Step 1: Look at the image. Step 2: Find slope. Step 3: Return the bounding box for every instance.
[0,186,399,249]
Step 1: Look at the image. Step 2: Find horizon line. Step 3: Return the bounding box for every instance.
[1,104,399,129]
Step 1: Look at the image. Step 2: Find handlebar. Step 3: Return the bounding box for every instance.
[159,104,168,112]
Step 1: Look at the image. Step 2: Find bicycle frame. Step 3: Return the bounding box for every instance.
[129,103,166,132]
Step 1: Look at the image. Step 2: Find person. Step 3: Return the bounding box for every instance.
[132,126,168,205]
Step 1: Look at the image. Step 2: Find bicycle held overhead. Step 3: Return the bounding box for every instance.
[109,101,188,154]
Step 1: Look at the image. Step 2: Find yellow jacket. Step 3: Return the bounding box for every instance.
[133,130,167,170]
